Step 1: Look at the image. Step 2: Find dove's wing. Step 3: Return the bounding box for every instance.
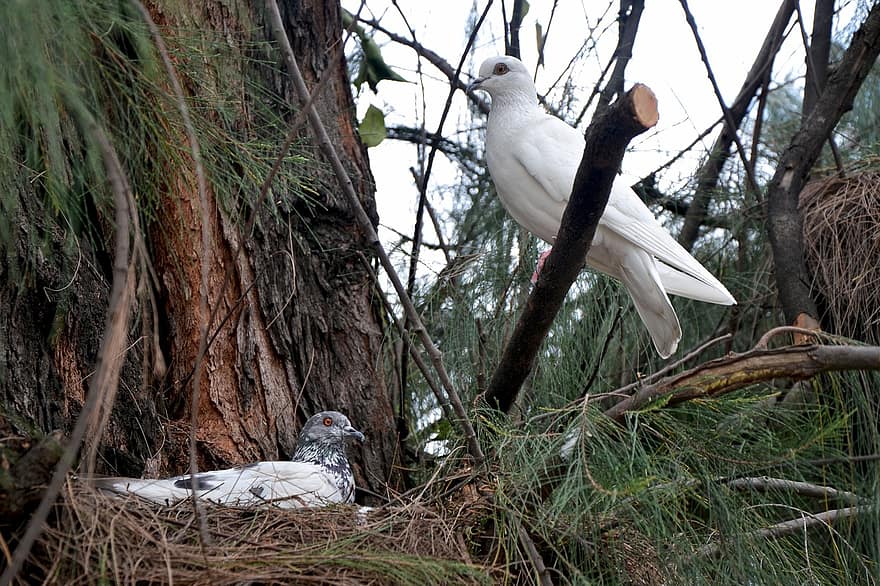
[95,462,343,509]
[507,113,735,306]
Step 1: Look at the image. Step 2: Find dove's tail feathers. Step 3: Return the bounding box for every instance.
[93,477,190,506]
[656,263,737,305]
[618,250,681,359]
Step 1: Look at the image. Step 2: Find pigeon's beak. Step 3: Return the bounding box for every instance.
[345,425,365,443]
[466,76,486,93]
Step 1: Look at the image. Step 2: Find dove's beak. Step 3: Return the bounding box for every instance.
[345,425,365,443]
[466,77,486,93]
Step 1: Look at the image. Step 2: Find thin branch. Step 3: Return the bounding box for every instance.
[754,325,825,348]
[677,0,794,250]
[265,0,484,465]
[727,476,865,506]
[485,84,659,412]
[359,254,453,424]
[678,0,762,195]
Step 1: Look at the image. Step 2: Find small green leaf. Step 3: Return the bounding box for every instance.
[358,104,387,147]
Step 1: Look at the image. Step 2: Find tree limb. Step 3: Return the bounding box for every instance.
[484,84,659,413]
[604,342,880,421]
[696,505,871,558]
[767,3,880,326]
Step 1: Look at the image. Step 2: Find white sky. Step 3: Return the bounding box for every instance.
[341,0,837,274]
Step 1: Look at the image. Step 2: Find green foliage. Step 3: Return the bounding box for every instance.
[359,104,388,147]
[0,0,317,284]
[342,8,409,93]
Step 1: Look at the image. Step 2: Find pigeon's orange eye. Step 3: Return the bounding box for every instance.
[493,63,509,75]
[322,417,333,427]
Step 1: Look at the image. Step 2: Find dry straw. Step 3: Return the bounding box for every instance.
[25,481,493,585]
[801,167,880,344]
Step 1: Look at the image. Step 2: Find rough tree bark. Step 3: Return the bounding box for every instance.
[0,0,399,500]
[767,3,880,328]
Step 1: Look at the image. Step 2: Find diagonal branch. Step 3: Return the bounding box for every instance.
[678,0,761,195]
[484,84,659,413]
[677,0,794,251]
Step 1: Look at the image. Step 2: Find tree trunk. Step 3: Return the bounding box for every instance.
[0,0,399,501]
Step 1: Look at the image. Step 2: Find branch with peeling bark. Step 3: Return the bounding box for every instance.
[484,83,659,413]
[603,340,880,421]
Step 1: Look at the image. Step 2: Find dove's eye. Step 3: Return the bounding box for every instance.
[322,417,333,427]
[493,63,509,75]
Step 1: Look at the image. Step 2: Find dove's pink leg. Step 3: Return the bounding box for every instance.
[531,249,552,284]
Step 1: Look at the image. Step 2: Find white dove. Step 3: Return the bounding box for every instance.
[469,55,735,358]
[92,411,364,508]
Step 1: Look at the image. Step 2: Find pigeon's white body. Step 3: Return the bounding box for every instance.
[98,461,348,508]
[471,56,736,357]
[94,411,363,509]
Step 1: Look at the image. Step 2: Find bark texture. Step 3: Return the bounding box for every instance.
[0,0,398,499]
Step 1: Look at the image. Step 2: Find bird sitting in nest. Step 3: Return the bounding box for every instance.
[93,411,364,508]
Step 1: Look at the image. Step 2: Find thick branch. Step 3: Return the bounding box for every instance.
[678,0,794,251]
[767,3,880,326]
[604,343,880,421]
[485,84,659,413]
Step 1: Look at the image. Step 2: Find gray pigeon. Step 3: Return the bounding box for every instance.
[93,411,364,508]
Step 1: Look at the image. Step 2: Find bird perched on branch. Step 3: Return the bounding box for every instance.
[93,411,364,508]
[468,55,735,358]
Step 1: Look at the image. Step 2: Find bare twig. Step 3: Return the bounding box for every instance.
[754,325,824,349]
[265,0,484,465]
[677,0,794,250]
[678,0,761,194]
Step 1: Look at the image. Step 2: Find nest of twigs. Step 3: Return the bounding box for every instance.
[23,481,495,585]
[801,169,880,344]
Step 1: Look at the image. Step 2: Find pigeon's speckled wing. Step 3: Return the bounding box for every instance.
[95,461,347,509]
[93,410,362,509]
